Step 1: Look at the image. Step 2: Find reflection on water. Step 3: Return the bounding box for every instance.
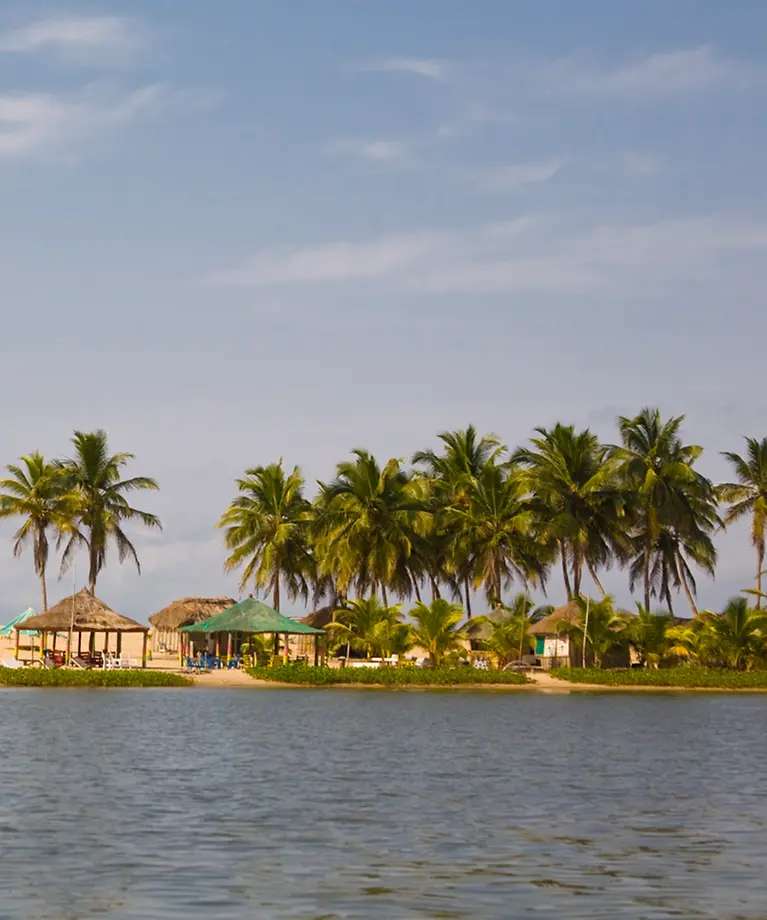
[0,689,765,919]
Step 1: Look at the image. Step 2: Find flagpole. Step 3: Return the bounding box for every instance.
[67,563,75,665]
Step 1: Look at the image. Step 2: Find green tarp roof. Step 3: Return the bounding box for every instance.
[0,608,37,638]
[179,597,324,635]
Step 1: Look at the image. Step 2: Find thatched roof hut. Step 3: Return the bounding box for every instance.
[19,589,148,634]
[528,600,581,636]
[463,609,507,642]
[149,596,236,631]
[300,605,338,630]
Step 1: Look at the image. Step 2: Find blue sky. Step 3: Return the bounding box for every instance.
[1,1,766,621]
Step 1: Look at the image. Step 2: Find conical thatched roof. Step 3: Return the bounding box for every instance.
[527,600,581,636]
[300,605,338,629]
[18,589,148,634]
[149,596,236,630]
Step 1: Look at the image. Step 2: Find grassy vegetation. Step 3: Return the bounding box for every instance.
[247,664,531,686]
[0,667,192,688]
[553,667,767,689]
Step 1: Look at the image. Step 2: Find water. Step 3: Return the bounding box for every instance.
[1,689,766,920]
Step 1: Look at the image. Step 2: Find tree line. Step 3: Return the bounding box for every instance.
[0,430,160,610]
[1,411,765,623]
[218,409,767,618]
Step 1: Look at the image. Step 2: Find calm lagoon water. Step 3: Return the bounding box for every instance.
[1,689,766,920]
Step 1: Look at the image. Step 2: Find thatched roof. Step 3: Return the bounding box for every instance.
[528,600,636,636]
[300,605,338,629]
[528,600,582,636]
[462,610,507,641]
[149,596,236,630]
[18,589,148,634]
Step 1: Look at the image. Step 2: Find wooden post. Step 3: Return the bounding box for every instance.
[179,633,185,668]
[40,630,46,659]
[14,628,20,660]
[116,633,122,657]
[78,632,82,656]
[141,632,148,669]
[227,632,233,661]
[314,634,319,667]
[89,632,95,655]
[104,631,109,655]
[52,632,57,652]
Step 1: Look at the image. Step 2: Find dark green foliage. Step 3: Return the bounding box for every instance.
[553,667,767,688]
[248,664,530,686]
[0,667,191,688]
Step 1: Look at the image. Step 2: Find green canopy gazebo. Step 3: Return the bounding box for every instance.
[179,597,326,666]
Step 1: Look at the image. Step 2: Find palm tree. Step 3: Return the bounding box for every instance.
[450,463,550,605]
[626,606,672,668]
[475,592,535,666]
[313,450,428,604]
[720,437,767,608]
[57,430,161,594]
[559,596,626,668]
[513,424,629,599]
[413,425,504,614]
[219,461,312,611]
[326,597,405,659]
[613,408,717,614]
[409,598,466,666]
[0,453,77,610]
[698,598,767,670]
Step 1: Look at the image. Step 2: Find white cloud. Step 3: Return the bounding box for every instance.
[328,138,409,163]
[363,57,446,79]
[539,47,767,98]
[0,84,181,160]
[207,232,449,286]
[622,152,662,176]
[206,215,767,294]
[0,16,144,63]
[475,158,565,193]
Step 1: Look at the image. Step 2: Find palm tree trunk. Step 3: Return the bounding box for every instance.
[430,577,440,601]
[572,551,582,597]
[412,579,422,603]
[643,541,652,613]
[273,575,280,612]
[586,560,607,599]
[675,553,697,616]
[464,577,472,618]
[560,544,572,599]
[381,584,389,607]
[756,542,764,610]
[40,568,48,612]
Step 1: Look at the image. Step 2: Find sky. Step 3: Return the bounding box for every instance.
[0,0,766,622]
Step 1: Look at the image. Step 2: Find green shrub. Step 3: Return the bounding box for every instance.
[0,667,192,688]
[247,664,530,686]
[553,667,767,689]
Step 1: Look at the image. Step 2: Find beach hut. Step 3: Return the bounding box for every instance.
[17,588,151,667]
[180,596,326,666]
[527,601,582,669]
[527,600,634,669]
[149,596,236,654]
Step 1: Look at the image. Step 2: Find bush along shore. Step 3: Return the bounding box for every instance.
[0,667,192,688]
[247,664,531,687]
[553,667,767,689]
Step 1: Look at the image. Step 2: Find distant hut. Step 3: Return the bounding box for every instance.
[527,601,582,669]
[528,600,634,669]
[149,597,236,653]
[19,588,150,666]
